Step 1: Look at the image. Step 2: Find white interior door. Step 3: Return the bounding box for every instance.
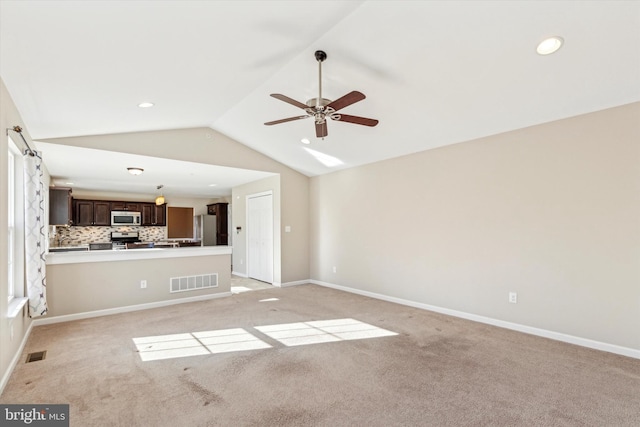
[247,193,273,283]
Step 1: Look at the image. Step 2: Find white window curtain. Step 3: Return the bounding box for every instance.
[24,151,48,317]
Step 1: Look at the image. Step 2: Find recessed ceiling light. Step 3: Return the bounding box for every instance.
[138,102,154,108]
[65,182,74,185]
[301,138,311,145]
[127,167,144,175]
[536,36,563,55]
[208,184,217,187]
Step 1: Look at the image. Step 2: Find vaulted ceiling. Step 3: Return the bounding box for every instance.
[1,1,639,194]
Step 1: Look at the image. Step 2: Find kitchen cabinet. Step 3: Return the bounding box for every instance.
[69,198,166,227]
[49,187,73,225]
[141,203,166,226]
[73,200,111,226]
[110,201,141,212]
[206,203,228,245]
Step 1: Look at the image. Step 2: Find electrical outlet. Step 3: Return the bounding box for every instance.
[509,292,517,304]
[140,280,147,289]
[332,266,337,273]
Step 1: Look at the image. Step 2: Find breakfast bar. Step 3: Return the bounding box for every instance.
[44,246,232,319]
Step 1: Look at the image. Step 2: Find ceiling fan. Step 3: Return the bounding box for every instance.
[264,50,379,138]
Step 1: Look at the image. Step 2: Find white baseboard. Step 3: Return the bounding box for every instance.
[231,271,248,278]
[0,320,35,395]
[277,280,308,288]
[310,279,640,360]
[32,292,232,326]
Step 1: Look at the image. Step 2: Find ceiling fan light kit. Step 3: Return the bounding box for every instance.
[265,50,378,139]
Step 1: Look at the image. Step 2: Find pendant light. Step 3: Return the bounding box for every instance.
[155,185,165,205]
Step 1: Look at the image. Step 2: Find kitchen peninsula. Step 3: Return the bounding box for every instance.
[44,245,232,319]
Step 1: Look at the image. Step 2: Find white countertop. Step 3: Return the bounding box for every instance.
[46,245,232,265]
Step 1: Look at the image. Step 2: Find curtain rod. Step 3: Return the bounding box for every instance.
[6,125,35,156]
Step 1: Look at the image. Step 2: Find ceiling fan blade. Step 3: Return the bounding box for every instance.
[325,91,366,112]
[332,114,379,127]
[270,94,309,110]
[264,115,309,126]
[315,121,328,138]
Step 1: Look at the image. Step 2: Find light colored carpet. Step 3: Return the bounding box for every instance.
[1,284,639,426]
[230,275,273,294]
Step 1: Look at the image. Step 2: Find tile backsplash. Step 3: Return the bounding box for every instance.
[51,226,167,246]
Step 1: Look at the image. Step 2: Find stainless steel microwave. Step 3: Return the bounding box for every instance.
[111,211,141,226]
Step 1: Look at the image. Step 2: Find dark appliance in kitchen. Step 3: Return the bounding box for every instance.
[110,231,141,250]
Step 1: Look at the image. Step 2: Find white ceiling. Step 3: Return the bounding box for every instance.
[1,1,639,193]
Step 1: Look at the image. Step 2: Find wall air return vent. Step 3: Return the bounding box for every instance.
[170,273,218,293]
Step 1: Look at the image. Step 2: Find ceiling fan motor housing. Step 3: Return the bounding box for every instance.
[306,98,331,108]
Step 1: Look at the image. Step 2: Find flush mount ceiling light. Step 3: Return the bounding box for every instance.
[138,102,154,108]
[155,185,165,205]
[127,167,144,175]
[536,36,564,55]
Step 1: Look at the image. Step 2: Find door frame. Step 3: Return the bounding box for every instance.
[246,190,274,284]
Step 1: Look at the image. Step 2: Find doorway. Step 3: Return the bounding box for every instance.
[247,192,273,284]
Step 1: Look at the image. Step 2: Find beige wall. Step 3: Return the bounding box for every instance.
[46,254,231,317]
[310,102,640,350]
[42,128,310,284]
[0,79,35,389]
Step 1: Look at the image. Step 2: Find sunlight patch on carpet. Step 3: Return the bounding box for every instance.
[133,319,397,361]
[231,286,253,294]
[133,328,272,361]
[255,318,398,347]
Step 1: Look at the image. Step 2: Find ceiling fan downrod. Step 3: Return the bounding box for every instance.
[315,50,326,109]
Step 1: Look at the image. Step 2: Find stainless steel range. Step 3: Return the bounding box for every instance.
[110,231,141,250]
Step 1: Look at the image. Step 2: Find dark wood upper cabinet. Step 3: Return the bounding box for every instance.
[141,203,166,226]
[49,187,73,225]
[154,204,166,226]
[71,198,166,227]
[73,200,94,226]
[141,203,154,225]
[110,201,140,212]
[93,201,111,226]
[73,200,111,226]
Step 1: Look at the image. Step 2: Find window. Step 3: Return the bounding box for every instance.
[7,137,24,306]
[7,140,16,303]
